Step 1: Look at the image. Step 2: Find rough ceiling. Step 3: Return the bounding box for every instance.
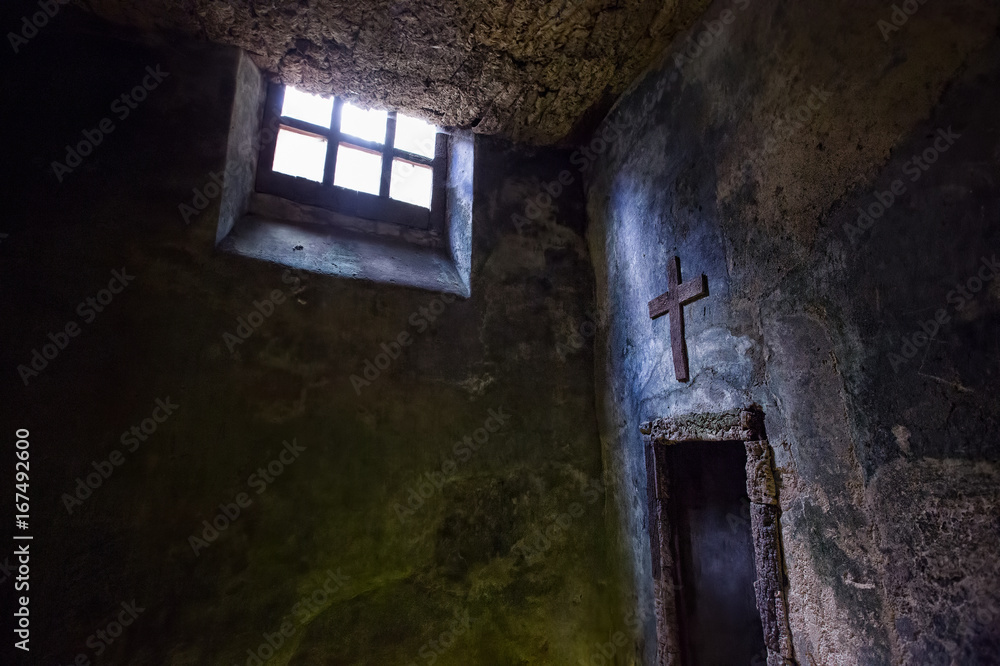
[83,0,711,144]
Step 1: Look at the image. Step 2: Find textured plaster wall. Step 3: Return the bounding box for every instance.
[1,8,627,665]
[584,0,1000,664]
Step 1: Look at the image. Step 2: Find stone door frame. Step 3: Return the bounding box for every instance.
[641,406,796,666]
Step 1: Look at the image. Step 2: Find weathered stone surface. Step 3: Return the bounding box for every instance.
[585,0,1000,663]
[651,495,683,666]
[751,503,793,664]
[83,0,712,144]
[745,440,777,505]
[868,458,1000,664]
[643,442,682,665]
[641,406,764,443]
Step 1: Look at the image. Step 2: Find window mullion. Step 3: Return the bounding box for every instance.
[430,132,448,231]
[379,111,397,198]
[324,97,344,187]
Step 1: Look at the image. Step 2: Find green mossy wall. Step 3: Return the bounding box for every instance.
[1,8,627,664]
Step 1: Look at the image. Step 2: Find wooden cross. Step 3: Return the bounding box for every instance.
[648,256,709,382]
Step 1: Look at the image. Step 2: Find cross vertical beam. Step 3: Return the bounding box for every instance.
[648,256,708,382]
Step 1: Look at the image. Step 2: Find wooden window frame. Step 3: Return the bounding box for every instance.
[255,82,448,232]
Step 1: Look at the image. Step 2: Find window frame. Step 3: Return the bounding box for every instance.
[255,82,448,232]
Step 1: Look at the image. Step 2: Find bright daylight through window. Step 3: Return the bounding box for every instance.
[269,86,438,209]
[229,69,471,296]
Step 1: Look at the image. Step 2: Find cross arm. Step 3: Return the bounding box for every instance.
[648,293,674,320]
[676,274,708,305]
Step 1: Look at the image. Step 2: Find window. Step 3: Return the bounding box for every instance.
[255,83,447,231]
[215,53,472,297]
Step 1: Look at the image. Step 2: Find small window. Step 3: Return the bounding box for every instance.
[255,84,447,231]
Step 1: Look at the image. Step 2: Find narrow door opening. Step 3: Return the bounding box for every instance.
[666,441,766,666]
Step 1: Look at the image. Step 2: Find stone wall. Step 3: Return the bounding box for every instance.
[1,7,627,664]
[584,0,1000,663]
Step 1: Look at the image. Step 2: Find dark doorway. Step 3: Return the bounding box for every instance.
[666,441,766,666]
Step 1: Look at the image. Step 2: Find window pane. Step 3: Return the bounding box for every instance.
[390,159,433,208]
[272,128,327,182]
[281,86,334,128]
[341,103,388,144]
[394,113,437,158]
[334,144,382,195]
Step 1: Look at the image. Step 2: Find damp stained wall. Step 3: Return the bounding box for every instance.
[0,7,627,665]
[583,0,1000,664]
